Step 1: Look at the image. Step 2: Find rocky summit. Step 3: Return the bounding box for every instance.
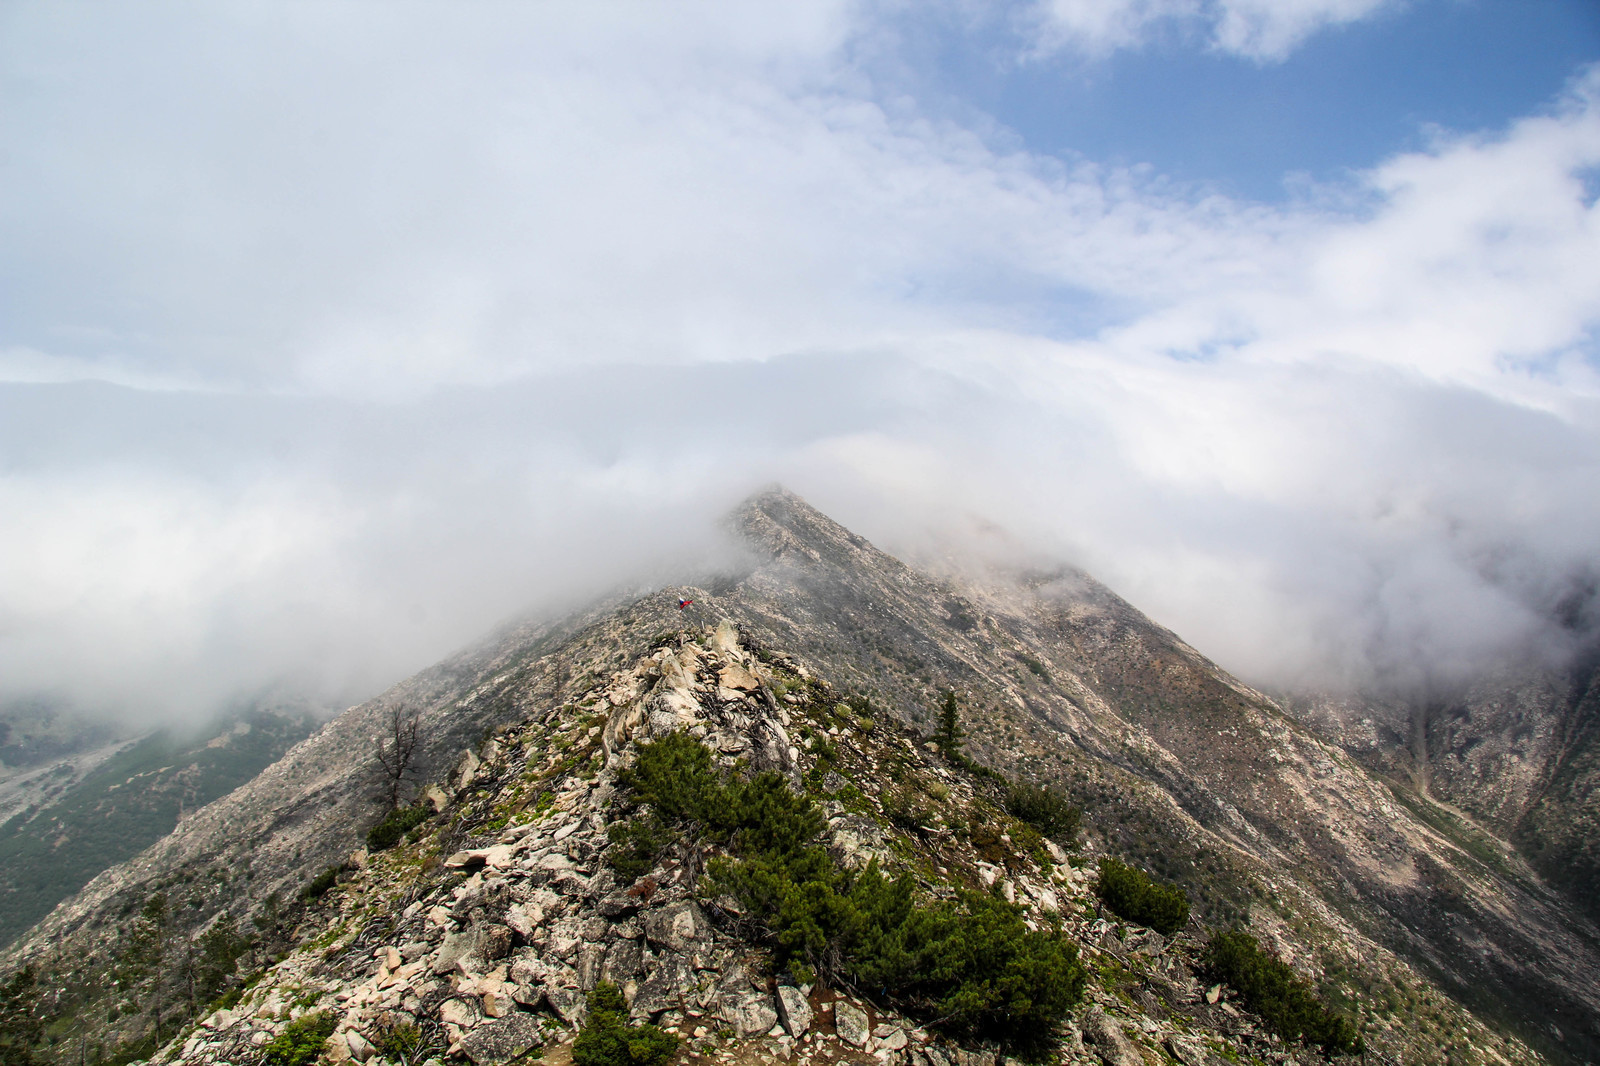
[2,490,1596,1066]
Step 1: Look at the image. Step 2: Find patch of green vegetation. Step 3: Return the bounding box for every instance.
[0,709,316,949]
[1095,857,1190,935]
[607,819,672,884]
[1203,929,1363,1056]
[299,864,343,902]
[366,804,433,852]
[882,787,934,831]
[573,982,679,1066]
[1004,781,1080,842]
[0,965,42,1066]
[1384,782,1521,883]
[931,691,1006,785]
[375,1016,445,1065]
[611,733,1086,1061]
[1017,654,1049,680]
[933,690,966,761]
[261,1010,337,1066]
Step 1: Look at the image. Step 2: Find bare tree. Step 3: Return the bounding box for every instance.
[374,705,422,811]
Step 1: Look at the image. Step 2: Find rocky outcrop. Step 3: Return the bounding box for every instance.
[136,621,1410,1066]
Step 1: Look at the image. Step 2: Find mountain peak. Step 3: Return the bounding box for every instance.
[728,486,872,561]
[4,495,1595,1066]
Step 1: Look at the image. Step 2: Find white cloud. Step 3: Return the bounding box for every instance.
[1,4,1598,718]
[1030,0,1400,60]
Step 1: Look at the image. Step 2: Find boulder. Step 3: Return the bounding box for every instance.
[596,892,640,919]
[433,927,482,975]
[504,903,539,941]
[577,943,607,990]
[422,784,450,812]
[642,901,711,952]
[482,990,511,1018]
[459,1013,544,1066]
[603,938,643,982]
[834,1002,870,1048]
[1166,1034,1222,1066]
[544,984,587,1027]
[775,985,813,1037]
[1127,930,1166,956]
[450,750,481,793]
[325,1033,353,1063]
[478,925,514,965]
[633,956,694,1016]
[439,995,485,1029]
[551,871,593,898]
[1081,1007,1143,1066]
[345,1024,376,1056]
[723,990,779,1037]
[719,664,761,692]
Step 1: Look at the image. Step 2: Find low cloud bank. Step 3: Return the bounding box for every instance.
[1,4,1597,723]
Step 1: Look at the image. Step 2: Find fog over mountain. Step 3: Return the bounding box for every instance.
[2,1,1598,724]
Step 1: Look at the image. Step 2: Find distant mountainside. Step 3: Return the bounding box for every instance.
[0,700,128,776]
[0,707,319,949]
[2,490,1595,1066]
[1284,645,1600,929]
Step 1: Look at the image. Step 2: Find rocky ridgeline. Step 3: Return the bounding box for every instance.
[148,621,1369,1066]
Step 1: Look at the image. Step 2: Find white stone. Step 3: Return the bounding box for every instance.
[345,1029,376,1062]
[834,1002,869,1048]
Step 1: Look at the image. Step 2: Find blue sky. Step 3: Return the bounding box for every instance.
[909,0,1600,201]
[2,1,1599,718]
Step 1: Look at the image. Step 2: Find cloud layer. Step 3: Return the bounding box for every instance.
[2,2,1597,720]
[1030,0,1400,61]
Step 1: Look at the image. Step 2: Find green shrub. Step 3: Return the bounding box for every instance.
[848,875,1087,1060]
[881,788,932,831]
[1004,782,1080,842]
[375,1017,444,1065]
[606,819,674,883]
[378,1021,423,1060]
[614,735,1086,1061]
[1095,857,1190,936]
[1203,930,1363,1055]
[0,965,42,1066]
[572,982,679,1066]
[299,864,342,902]
[261,1010,337,1066]
[366,804,432,852]
[933,690,966,759]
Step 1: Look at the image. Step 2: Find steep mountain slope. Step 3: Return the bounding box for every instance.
[74,621,1390,1066]
[3,490,1595,1065]
[1286,644,1600,929]
[722,493,1600,1063]
[0,706,317,949]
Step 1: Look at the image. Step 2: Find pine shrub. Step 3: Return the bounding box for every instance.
[573,982,679,1066]
[366,804,432,852]
[261,1011,337,1066]
[1094,857,1190,935]
[613,734,1087,1061]
[1003,782,1080,842]
[299,864,342,901]
[1203,930,1363,1055]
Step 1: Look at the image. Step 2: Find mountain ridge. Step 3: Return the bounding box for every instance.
[3,489,1595,1065]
